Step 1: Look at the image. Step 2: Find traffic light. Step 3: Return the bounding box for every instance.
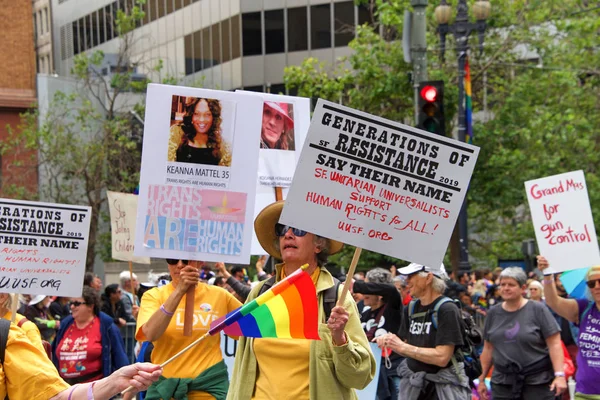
[417,80,445,136]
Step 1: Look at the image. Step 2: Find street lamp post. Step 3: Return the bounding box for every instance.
[435,0,491,273]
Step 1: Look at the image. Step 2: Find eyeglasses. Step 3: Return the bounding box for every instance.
[166,259,189,265]
[586,279,600,289]
[275,223,308,237]
[69,301,87,308]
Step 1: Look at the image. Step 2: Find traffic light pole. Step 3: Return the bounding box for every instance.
[456,49,470,273]
[411,0,428,122]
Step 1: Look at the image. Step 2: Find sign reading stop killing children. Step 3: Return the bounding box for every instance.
[134,84,263,264]
[107,191,150,264]
[525,170,600,274]
[0,198,91,297]
[281,99,480,268]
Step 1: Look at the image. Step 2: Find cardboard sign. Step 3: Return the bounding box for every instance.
[135,84,262,263]
[107,191,150,264]
[281,99,479,268]
[0,198,91,296]
[525,170,600,274]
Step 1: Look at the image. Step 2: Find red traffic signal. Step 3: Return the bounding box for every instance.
[420,85,438,102]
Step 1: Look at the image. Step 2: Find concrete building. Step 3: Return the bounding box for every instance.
[51,0,371,92]
[0,0,39,197]
[33,0,55,74]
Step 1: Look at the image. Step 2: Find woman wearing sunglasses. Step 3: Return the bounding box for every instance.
[228,201,376,400]
[136,258,242,400]
[52,286,129,386]
[537,256,600,400]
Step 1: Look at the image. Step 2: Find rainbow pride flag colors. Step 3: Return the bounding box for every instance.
[208,267,320,340]
[465,55,473,144]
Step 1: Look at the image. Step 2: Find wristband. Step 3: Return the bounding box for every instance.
[67,384,80,400]
[554,371,565,377]
[160,304,174,316]
[87,381,96,400]
[543,277,554,284]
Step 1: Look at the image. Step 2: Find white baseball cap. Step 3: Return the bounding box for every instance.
[397,263,448,279]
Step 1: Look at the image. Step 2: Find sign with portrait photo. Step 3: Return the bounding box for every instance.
[525,170,600,274]
[135,84,263,264]
[0,198,91,297]
[236,91,310,188]
[281,99,480,268]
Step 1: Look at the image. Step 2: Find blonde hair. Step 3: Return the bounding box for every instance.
[586,265,600,281]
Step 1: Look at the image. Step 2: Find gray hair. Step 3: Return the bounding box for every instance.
[366,268,392,284]
[273,234,330,266]
[499,267,527,286]
[417,271,447,293]
[119,271,138,287]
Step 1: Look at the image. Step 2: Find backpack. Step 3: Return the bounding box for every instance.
[258,276,341,322]
[17,318,53,359]
[408,297,483,387]
[0,318,9,365]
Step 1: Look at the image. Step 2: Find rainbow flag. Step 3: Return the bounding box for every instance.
[465,56,473,144]
[208,266,320,339]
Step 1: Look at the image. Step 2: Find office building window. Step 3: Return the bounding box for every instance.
[334,1,354,47]
[269,83,286,95]
[202,26,212,69]
[222,18,231,63]
[91,11,100,47]
[244,85,264,92]
[265,9,284,54]
[99,8,107,42]
[193,29,202,72]
[105,4,115,41]
[287,7,307,52]
[184,33,194,74]
[358,3,376,26]
[231,15,241,59]
[157,0,167,19]
[166,0,175,15]
[212,23,221,66]
[311,4,331,49]
[33,13,38,38]
[242,12,262,56]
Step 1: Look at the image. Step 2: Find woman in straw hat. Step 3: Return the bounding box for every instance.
[228,201,376,400]
[537,256,600,399]
[260,102,294,150]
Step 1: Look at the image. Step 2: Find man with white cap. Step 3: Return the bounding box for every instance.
[375,263,470,400]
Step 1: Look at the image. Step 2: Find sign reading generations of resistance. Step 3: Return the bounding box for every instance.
[0,198,91,296]
[525,170,600,274]
[281,99,480,268]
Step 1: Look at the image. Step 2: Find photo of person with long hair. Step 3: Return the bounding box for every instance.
[260,102,295,151]
[168,96,231,166]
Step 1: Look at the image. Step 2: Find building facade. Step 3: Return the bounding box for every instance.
[33,0,54,74]
[52,0,371,92]
[0,0,39,197]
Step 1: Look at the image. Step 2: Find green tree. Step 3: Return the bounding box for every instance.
[285,0,600,270]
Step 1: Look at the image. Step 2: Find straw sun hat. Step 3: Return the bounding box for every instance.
[254,201,343,260]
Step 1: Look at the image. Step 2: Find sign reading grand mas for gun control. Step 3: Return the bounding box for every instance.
[0,198,91,297]
[525,170,600,274]
[281,99,480,268]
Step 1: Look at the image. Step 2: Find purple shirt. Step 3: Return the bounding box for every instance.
[575,299,600,394]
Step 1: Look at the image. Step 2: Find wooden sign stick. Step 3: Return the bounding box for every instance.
[275,187,283,202]
[128,261,137,298]
[336,247,362,306]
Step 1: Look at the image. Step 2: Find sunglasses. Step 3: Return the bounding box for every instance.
[586,279,600,289]
[274,223,308,237]
[69,301,87,307]
[166,259,189,265]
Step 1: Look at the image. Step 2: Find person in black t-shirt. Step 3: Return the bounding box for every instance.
[353,268,402,400]
[374,263,470,400]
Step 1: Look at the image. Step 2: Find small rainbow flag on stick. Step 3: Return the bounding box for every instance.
[208,265,320,340]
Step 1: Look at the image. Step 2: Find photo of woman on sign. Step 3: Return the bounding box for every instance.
[260,102,295,151]
[168,96,232,166]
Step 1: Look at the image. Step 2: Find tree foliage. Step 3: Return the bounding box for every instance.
[285,0,600,270]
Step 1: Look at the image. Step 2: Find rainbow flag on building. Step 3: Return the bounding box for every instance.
[465,56,473,144]
[208,266,320,340]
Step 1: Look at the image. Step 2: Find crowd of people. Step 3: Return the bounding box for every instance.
[3,204,600,399]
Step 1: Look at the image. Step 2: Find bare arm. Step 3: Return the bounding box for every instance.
[375,334,454,367]
[546,332,568,396]
[478,340,493,381]
[537,256,580,323]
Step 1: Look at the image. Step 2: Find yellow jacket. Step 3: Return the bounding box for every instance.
[227,265,376,400]
[2,311,45,354]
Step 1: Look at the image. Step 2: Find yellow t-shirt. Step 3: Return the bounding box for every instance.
[3,311,45,354]
[0,324,69,399]
[251,267,321,400]
[136,283,242,400]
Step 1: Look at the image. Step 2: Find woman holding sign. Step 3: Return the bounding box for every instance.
[168,97,231,166]
[228,201,376,400]
[537,256,600,399]
[136,259,242,400]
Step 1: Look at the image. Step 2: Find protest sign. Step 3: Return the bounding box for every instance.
[525,170,600,274]
[107,191,150,264]
[135,84,262,263]
[281,99,479,268]
[236,91,310,188]
[0,198,91,296]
